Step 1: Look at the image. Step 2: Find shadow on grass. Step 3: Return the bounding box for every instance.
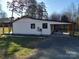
[0,35,47,56]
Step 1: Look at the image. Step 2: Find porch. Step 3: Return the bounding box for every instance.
[50,23,73,35]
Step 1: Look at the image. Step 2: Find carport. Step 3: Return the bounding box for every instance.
[50,22,73,34]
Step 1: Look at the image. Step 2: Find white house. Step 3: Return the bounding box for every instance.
[13,17,72,35]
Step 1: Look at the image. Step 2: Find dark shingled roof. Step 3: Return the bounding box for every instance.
[13,15,49,22]
[13,15,73,23]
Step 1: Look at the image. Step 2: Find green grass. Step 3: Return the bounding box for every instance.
[0,36,42,57]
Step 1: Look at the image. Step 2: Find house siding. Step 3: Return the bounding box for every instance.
[13,18,51,35]
[13,18,71,35]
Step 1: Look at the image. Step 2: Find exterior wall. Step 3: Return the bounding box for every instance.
[13,18,51,35]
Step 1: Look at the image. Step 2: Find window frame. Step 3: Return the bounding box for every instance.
[42,23,48,29]
[31,23,35,29]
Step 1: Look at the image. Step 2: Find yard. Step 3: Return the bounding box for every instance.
[0,35,45,59]
[0,33,79,59]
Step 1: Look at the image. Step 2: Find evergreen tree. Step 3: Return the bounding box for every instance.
[36,2,48,19]
[27,0,37,18]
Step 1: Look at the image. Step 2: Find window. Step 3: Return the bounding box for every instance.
[42,23,48,29]
[31,24,35,29]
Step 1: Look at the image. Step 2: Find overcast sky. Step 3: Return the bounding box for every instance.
[1,0,79,17]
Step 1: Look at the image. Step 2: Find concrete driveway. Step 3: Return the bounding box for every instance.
[27,34,79,59]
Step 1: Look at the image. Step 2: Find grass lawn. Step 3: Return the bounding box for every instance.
[0,35,44,58]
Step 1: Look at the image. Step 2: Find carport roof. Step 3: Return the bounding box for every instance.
[50,22,71,24]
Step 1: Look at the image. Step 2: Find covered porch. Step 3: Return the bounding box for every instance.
[50,22,73,35]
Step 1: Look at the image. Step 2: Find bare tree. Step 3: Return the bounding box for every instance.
[7,0,24,17]
[7,0,17,33]
[64,3,77,36]
[7,0,48,20]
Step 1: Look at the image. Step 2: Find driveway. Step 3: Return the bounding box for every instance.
[27,34,79,59]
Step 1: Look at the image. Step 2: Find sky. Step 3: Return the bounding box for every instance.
[1,0,79,17]
[37,0,79,14]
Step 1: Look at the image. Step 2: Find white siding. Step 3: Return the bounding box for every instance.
[13,18,51,35]
[13,18,71,35]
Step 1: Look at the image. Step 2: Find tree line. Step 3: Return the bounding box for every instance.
[2,0,79,23]
[50,3,79,23]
